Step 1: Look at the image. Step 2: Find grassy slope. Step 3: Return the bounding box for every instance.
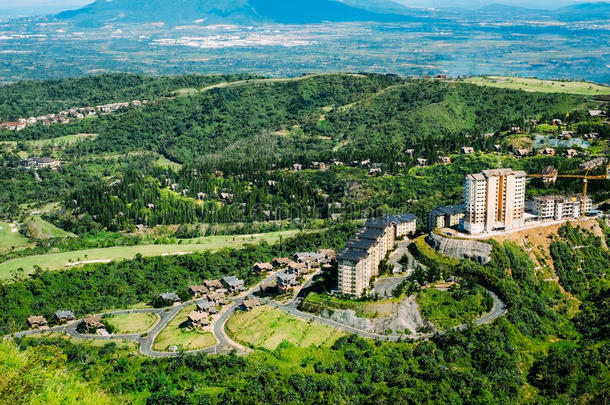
[152,305,216,351]
[27,216,76,239]
[226,305,346,350]
[464,76,610,96]
[416,287,490,329]
[105,313,158,334]
[0,229,300,280]
[0,222,30,251]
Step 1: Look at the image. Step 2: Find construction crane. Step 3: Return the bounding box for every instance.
[527,161,610,218]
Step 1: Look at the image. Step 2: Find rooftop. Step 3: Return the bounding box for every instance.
[337,248,369,262]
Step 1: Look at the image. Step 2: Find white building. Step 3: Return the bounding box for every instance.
[464,169,526,234]
[532,195,593,220]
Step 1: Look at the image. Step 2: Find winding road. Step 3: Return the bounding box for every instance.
[6,267,508,356]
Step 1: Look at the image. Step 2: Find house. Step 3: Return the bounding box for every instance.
[197,192,207,200]
[369,167,382,176]
[206,291,228,305]
[272,257,292,268]
[277,272,298,293]
[294,252,326,263]
[541,166,558,184]
[311,161,326,170]
[438,156,451,165]
[565,149,579,158]
[253,262,273,274]
[332,161,344,167]
[514,148,530,158]
[494,144,502,152]
[417,158,427,167]
[19,157,60,170]
[81,315,104,331]
[267,180,277,187]
[293,163,303,171]
[187,311,209,328]
[552,118,563,126]
[55,310,76,324]
[240,298,261,311]
[188,285,208,298]
[405,149,415,157]
[196,299,218,314]
[204,279,223,290]
[318,248,336,261]
[222,275,245,293]
[27,315,48,330]
[461,147,475,154]
[287,261,307,276]
[588,110,606,117]
[159,292,181,306]
[360,160,371,168]
[538,147,556,156]
[219,193,234,203]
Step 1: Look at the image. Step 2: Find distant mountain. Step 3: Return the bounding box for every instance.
[56,0,422,27]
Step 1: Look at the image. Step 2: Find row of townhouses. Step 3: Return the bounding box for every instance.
[0,100,147,131]
[337,214,416,296]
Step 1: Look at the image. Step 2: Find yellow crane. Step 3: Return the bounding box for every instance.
[527,163,610,218]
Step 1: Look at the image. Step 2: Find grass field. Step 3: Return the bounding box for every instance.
[22,331,139,351]
[0,222,30,251]
[465,76,610,96]
[0,134,98,155]
[104,313,158,334]
[0,229,301,280]
[301,292,396,318]
[417,286,492,330]
[226,305,346,350]
[152,305,216,351]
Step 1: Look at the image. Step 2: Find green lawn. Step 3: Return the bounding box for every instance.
[416,286,492,330]
[0,222,30,251]
[104,312,158,334]
[0,229,301,280]
[226,305,346,350]
[465,76,610,96]
[152,305,216,351]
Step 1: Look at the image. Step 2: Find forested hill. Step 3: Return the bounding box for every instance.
[0,73,591,164]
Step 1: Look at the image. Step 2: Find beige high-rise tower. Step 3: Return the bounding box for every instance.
[464,169,526,234]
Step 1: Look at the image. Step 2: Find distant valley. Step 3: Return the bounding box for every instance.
[0,1,608,84]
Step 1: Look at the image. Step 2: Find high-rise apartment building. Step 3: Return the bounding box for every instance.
[337,214,416,296]
[463,169,526,234]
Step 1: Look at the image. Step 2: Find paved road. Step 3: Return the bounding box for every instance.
[8,270,283,357]
[268,287,507,342]
[6,267,508,355]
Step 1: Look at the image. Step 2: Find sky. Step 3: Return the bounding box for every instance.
[0,0,605,16]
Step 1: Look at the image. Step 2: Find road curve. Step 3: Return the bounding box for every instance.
[5,270,508,355]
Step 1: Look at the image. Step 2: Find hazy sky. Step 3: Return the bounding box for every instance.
[0,0,605,12]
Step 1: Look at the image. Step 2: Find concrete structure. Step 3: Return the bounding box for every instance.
[337,214,416,296]
[463,169,526,234]
[531,195,593,220]
[427,204,465,231]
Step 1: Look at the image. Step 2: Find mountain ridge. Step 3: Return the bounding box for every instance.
[55,0,421,27]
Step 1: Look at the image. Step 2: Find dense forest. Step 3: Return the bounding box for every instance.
[2,73,597,163]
